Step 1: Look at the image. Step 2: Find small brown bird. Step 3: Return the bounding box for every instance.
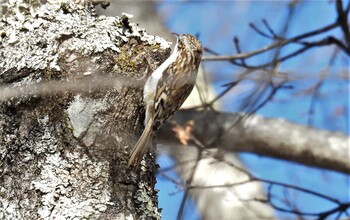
[128,34,202,166]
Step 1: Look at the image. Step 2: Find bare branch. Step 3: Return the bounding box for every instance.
[157,110,350,174]
[249,22,274,39]
[262,19,278,39]
[336,0,350,47]
[233,36,246,65]
[202,22,338,62]
[0,76,134,101]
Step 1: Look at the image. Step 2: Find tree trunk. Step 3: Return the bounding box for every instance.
[0,1,165,219]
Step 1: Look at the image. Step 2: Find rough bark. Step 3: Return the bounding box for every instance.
[0,1,166,219]
[158,109,350,175]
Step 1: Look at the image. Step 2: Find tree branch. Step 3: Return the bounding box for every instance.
[336,0,350,47]
[202,22,339,62]
[157,109,350,174]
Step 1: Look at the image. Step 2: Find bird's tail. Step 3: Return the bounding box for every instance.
[128,121,153,166]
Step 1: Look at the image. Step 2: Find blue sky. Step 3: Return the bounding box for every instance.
[155,1,349,219]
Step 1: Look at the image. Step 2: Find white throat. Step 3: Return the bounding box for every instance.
[142,39,180,125]
[143,39,179,101]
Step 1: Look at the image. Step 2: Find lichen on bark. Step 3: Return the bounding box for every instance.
[0,1,167,219]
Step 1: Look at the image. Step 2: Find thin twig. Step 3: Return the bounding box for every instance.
[202,22,338,61]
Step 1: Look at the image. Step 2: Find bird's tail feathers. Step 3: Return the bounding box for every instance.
[128,121,153,167]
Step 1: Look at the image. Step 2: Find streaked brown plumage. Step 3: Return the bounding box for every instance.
[128,34,202,166]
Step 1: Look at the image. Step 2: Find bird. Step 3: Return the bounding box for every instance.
[128,34,202,166]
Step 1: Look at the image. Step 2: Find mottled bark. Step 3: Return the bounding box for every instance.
[0,1,166,219]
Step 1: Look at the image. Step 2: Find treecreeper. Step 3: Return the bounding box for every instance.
[128,34,202,166]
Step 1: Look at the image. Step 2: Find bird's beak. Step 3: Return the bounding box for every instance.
[171,32,180,37]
